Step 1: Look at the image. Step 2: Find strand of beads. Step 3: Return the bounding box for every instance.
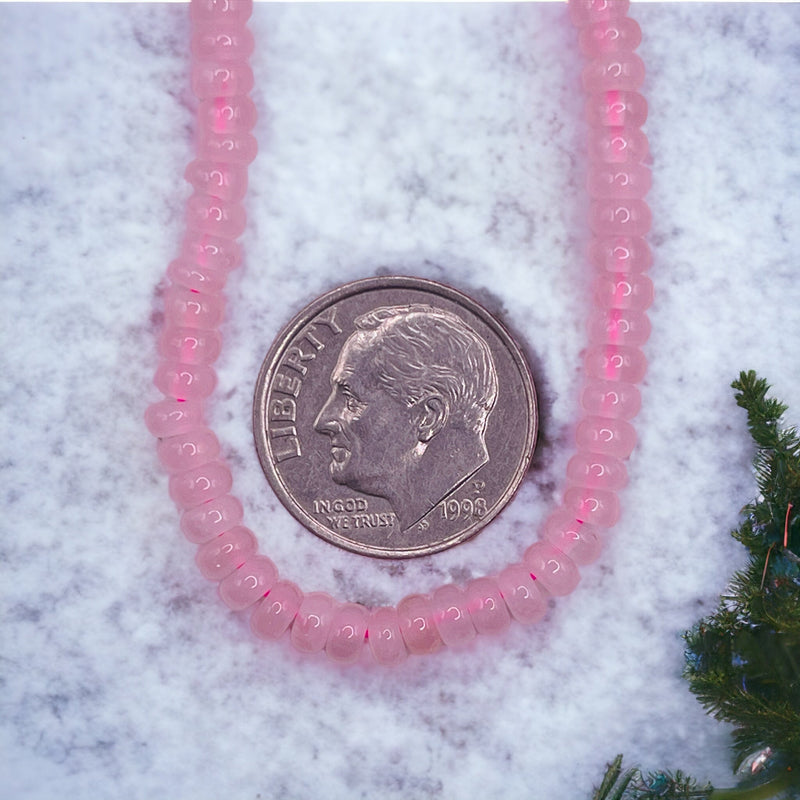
[146,0,651,666]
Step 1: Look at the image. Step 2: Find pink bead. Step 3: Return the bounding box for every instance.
[431,584,477,647]
[587,308,650,347]
[581,379,641,419]
[586,90,647,129]
[589,235,652,272]
[576,415,637,458]
[567,450,628,490]
[582,53,645,93]
[191,24,255,61]
[190,0,252,26]
[589,127,649,164]
[163,286,225,330]
[186,194,247,239]
[184,160,249,203]
[579,18,641,58]
[563,486,620,527]
[191,60,254,100]
[197,130,258,164]
[145,398,205,438]
[397,594,443,655]
[326,603,369,665]
[542,510,604,565]
[587,163,651,199]
[167,259,228,295]
[180,493,244,543]
[465,577,511,636]
[198,96,258,135]
[584,344,647,383]
[168,460,233,509]
[157,427,220,472]
[593,273,653,310]
[523,541,580,597]
[159,326,222,364]
[590,199,651,236]
[218,555,278,611]
[291,592,336,654]
[195,525,257,581]
[154,361,217,401]
[250,580,303,640]
[497,563,547,625]
[181,231,241,271]
[569,0,629,26]
[367,607,409,666]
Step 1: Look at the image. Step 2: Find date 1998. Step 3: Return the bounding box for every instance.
[439,497,488,521]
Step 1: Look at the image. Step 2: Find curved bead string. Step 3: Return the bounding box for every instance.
[146,0,652,665]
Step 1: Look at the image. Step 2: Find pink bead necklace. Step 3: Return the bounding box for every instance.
[146,0,653,665]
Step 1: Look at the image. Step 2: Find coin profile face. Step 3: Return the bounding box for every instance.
[253,276,537,558]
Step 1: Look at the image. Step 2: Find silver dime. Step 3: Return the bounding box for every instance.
[253,276,537,558]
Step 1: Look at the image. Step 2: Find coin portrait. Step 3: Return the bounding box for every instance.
[253,276,537,558]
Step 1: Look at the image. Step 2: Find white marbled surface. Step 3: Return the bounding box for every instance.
[2,3,800,799]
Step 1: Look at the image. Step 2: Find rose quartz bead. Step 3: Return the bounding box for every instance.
[159,326,222,364]
[291,592,336,654]
[168,460,233,509]
[465,577,511,636]
[180,493,244,544]
[585,90,647,129]
[584,344,647,384]
[581,379,641,419]
[593,273,653,310]
[524,541,580,597]
[567,450,628,490]
[569,0,630,27]
[181,231,241,271]
[583,53,645,93]
[195,525,257,581]
[185,160,249,203]
[157,427,220,472]
[198,96,258,135]
[590,199,651,236]
[588,308,650,347]
[250,580,303,640]
[218,555,278,611]
[587,163,651,199]
[191,24,255,61]
[326,603,369,665]
[192,60,254,100]
[197,130,258,165]
[542,510,604,565]
[579,18,641,58]
[186,195,247,239]
[190,0,252,26]
[576,415,637,458]
[563,486,620,527]
[397,594,443,655]
[167,258,228,295]
[589,127,649,164]
[431,585,477,647]
[164,285,225,330]
[154,361,217,402]
[145,398,204,438]
[497,563,547,625]
[367,606,409,666]
[589,235,652,272]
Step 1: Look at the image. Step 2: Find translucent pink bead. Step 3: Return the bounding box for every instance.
[497,563,547,625]
[186,194,246,239]
[542,510,604,565]
[590,199,651,236]
[195,525,257,581]
[587,308,651,347]
[585,90,647,129]
[367,606,409,666]
[163,286,225,330]
[157,427,220,473]
[593,273,653,310]
[250,580,303,640]
[523,541,580,597]
[581,379,641,419]
[291,592,336,654]
[397,594,443,655]
[180,493,244,544]
[579,18,641,58]
[589,127,649,164]
[587,163,651,199]
[197,130,258,165]
[583,53,645,93]
[567,450,628,490]
[465,577,511,636]
[576,415,637,458]
[191,24,255,61]
[145,398,204,438]
[584,344,647,384]
[218,555,278,611]
[154,361,217,402]
[192,60,254,100]
[431,585,477,647]
[167,258,228,295]
[563,486,620,527]
[589,235,652,272]
[159,326,222,365]
[198,96,258,135]
[185,160,249,203]
[181,231,241,271]
[569,0,630,27]
[190,0,252,26]
[326,603,369,665]
[168,460,233,509]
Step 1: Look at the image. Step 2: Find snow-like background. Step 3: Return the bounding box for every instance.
[2,2,799,799]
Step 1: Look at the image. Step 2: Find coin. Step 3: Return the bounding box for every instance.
[253,276,537,558]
